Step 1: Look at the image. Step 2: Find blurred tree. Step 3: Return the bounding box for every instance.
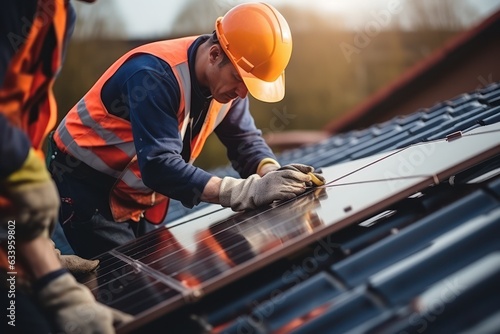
[394,0,475,59]
[170,0,232,35]
[398,0,478,31]
[52,0,480,170]
[71,0,126,39]
[54,41,132,122]
[53,1,130,122]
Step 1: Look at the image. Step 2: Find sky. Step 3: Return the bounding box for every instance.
[76,0,500,39]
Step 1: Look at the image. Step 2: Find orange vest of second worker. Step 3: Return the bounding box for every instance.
[54,36,233,223]
[0,0,68,278]
[0,0,67,158]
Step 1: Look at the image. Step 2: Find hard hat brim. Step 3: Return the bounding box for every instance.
[239,69,286,103]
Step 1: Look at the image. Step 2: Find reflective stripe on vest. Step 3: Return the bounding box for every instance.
[54,37,233,222]
[56,100,135,178]
[121,168,151,192]
[177,63,192,139]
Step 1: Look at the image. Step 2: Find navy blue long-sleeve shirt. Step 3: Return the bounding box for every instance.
[0,114,31,179]
[101,35,277,208]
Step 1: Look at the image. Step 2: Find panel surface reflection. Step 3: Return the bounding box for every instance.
[113,176,428,294]
[79,253,180,316]
[110,125,500,295]
[93,123,499,331]
[327,128,500,185]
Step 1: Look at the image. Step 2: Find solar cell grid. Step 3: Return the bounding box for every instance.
[80,123,499,333]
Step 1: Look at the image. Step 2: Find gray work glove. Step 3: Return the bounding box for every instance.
[52,244,100,276]
[1,149,59,240]
[219,170,312,211]
[278,163,325,186]
[59,254,100,276]
[37,272,134,333]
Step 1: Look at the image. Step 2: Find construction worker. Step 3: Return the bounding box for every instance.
[0,0,132,332]
[49,2,324,259]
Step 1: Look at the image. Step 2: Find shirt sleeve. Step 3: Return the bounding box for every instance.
[106,54,213,208]
[0,1,34,178]
[215,97,278,178]
[0,114,31,179]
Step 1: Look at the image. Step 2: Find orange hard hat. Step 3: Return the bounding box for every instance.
[215,2,292,103]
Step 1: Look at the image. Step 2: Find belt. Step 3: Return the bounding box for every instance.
[47,132,116,221]
[47,132,115,184]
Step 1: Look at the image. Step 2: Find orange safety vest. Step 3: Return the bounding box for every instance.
[0,0,67,157]
[0,0,68,277]
[54,37,232,223]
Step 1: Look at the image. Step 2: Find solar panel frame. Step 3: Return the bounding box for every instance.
[81,124,500,333]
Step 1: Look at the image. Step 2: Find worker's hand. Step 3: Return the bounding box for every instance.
[52,244,100,276]
[1,148,59,240]
[219,170,311,211]
[278,163,325,186]
[59,254,100,276]
[37,272,134,333]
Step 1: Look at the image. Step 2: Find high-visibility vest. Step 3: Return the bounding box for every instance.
[54,36,232,223]
[0,0,67,158]
[0,0,68,277]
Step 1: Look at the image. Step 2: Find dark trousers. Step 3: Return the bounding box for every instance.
[47,134,149,259]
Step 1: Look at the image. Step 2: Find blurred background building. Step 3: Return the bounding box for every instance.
[54,0,500,169]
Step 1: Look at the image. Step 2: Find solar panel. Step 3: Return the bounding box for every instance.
[80,123,499,333]
[79,253,183,316]
[331,123,500,185]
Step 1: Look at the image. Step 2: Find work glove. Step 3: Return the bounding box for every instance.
[37,272,134,333]
[52,243,100,276]
[219,170,312,211]
[278,163,325,186]
[1,148,59,240]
